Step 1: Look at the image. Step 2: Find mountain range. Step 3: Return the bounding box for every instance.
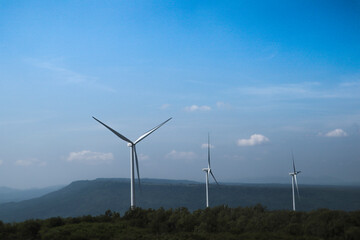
[0,178,359,222]
[0,185,63,204]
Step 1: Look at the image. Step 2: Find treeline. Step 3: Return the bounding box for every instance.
[0,205,360,240]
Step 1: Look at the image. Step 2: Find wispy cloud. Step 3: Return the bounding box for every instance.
[216,101,231,109]
[15,158,47,167]
[160,104,171,110]
[239,82,321,98]
[67,150,114,165]
[0,160,3,166]
[257,43,279,61]
[165,150,197,160]
[185,105,211,112]
[324,129,348,137]
[25,58,116,92]
[139,153,150,161]
[339,82,360,87]
[0,116,55,127]
[239,81,360,99]
[339,72,360,86]
[237,134,270,147]
[35,61,87,84]
[201,143,214,149]
[15,160,33,167]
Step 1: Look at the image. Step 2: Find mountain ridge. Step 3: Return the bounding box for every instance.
[0,185,63,204]
[0,178,359,222]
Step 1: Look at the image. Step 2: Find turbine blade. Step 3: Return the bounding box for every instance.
[133,146,141,190]
[210,170,219,185]
[93,117,133,144]
[294,175,300,199]
[134,118,172,144]
[292,151,296,173]
[208,133,211,169]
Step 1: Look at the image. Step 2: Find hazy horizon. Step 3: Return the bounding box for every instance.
[1,1,359,189]
[1,175,360,191]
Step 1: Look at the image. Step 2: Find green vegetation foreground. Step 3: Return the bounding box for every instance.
[1,205,360,240]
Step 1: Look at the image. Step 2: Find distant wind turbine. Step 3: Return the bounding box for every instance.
[93,116,172,210]
[202,134,219,208]
[289,151,301,211]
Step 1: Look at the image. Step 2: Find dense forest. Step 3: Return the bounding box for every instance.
[1,205,359,240]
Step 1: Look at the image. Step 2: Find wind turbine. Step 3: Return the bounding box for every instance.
[93,116,172,210]
[289,151,301,211]
[202,134,219,208]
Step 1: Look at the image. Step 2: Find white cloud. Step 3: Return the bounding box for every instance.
[165,150,197,160]
[15,158,46,167]
[38,161,47,166]
[216,101,231,109]
[15,160,33,167]
[138,153,150,161]
[185,105,211,112]
[160,104,171,110]
[325,129,348,137]
[67,150,114,165]
[237,134,270,147]
[201,143,214,149]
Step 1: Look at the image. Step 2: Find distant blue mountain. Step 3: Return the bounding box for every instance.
[0,178,359,222]
[0,185,63,204]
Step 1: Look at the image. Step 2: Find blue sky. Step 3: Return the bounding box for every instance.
[0,0,359,188]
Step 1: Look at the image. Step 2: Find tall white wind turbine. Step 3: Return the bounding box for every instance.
[93,116,172,210]
[289,151,301,211]
[202,134,219,208]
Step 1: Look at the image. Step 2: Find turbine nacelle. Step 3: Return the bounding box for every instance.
[93,116,172,209]
[289,151,301,211]
[289,171,301,176]
[202,134,219,208]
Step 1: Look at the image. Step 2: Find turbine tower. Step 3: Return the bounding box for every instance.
[289,151,301,211]
[202,134,219,208]
[93,116,172,210]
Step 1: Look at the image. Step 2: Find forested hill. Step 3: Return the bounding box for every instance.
[1,207,360,240]
[0,178,359,222]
